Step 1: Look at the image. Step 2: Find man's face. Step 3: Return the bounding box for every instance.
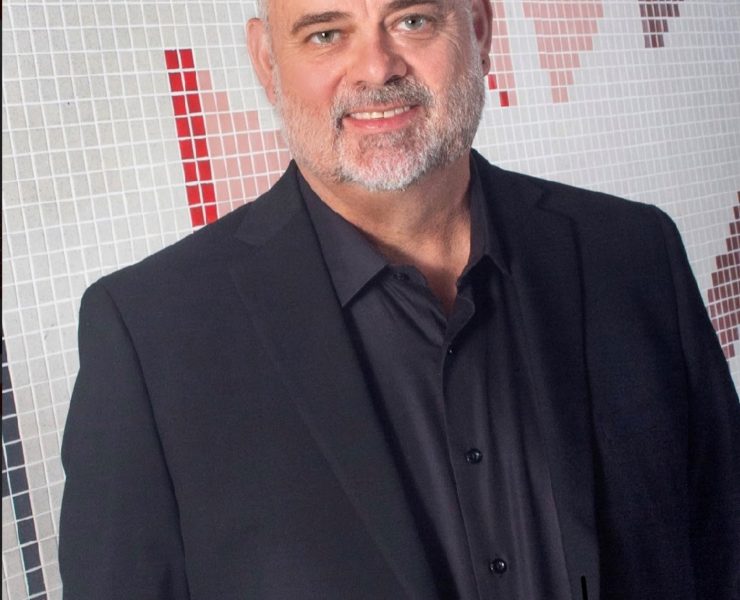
[249,0,492,192]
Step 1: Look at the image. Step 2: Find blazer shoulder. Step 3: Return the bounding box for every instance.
[93,162,303,301]
[474,151,670,239]
[94,206,238,299]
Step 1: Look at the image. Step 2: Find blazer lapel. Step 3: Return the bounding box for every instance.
[227,165,437,600]
[479,158,601,600]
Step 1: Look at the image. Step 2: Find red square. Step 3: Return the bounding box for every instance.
[187,93,202,113]
[179,139,194,160]
[172,95,186,116]
[184,71,198,91]
[183,161,197,182]
[186,185,201,206]
[194,137,209,158]
[168,73,183,92]
[191,116,206,136]
[202,183,215,203]
[197,160,212,180]
[180,49,195,69]
[165,49,179,70]
[204,203,218,224]
[175,117,190,138]
[488,74,498,90]
[190,206,205,227]
[499,91,510,107]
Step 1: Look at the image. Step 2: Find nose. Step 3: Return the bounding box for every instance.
[347,28,408,87]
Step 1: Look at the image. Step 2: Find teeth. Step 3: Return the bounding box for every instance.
[350,106,411,120]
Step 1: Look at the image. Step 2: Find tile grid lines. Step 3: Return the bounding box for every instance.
[111,16,179,265]
[39,1,96,437]
[28,0,98,323]
[488,0,515,107]
[24,9,71,409]
[4,3,66,514]
[2,333,48,600]
[523,0,605,103]
[80,0,134,278]
[4,67,720,99]
[139,1,187,254]
[707,193,740,358]
[639,0,684,49]
[6,100,735,165]
[6,11,76,593]
[2,79,726,128]
[165,48,218,228]
[98,0,148,269]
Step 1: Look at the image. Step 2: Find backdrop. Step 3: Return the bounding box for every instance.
[3,1,739,598]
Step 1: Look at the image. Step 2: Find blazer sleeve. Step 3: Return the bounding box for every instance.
[654,208,740,600]
[59,281,190,599]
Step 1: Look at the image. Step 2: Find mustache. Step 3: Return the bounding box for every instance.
[331,78,434,125]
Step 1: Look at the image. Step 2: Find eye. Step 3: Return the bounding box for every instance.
[399,15,429,31]
[308,30,341,45]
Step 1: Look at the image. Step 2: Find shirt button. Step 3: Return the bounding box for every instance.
[447,345,455,355]
[392,271,409,282]
[489,558,507,574]
[465,448,483,464]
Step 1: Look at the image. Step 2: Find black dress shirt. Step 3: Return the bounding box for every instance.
[300,161,572,600]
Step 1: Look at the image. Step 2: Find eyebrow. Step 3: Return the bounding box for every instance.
[289,1,444,36]
[385,0,444,13]
[290,11,350,36]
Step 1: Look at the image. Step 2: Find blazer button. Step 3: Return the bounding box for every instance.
[465,448,483,464]
[489,558,507,574]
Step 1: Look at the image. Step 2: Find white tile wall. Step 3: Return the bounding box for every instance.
[2,1,739,598]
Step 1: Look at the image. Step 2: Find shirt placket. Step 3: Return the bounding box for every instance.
[443,276,515,599]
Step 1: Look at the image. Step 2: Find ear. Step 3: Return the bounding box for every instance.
[247,18,278,105]
[470,0,493,75]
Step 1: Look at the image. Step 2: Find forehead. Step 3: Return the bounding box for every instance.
[267,0,456,25]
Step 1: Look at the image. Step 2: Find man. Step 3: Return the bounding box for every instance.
[59,0,739,598]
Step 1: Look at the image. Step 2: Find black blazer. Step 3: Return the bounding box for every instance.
[59,153,740,600]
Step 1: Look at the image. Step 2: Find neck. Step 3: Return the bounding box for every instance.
[299,153,473,314]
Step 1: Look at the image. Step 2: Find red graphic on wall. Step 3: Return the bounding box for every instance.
[523,1,604,103]
[165,49,217,227]
[707,193,740,359]
[165,10,691,228]
[488,0,517,107]
[165,48,290,228]
[639,0,683,49]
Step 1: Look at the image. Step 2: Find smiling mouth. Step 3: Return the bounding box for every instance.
[347,106,413,121]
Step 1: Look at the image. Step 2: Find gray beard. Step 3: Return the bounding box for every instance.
[275,61,486,192]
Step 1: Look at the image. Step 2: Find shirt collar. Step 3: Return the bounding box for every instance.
[300,155,509,308]
[300,173,387,307]
[466,155,509,277]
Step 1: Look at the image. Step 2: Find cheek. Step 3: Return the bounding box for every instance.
[406,40,470,88]
[279,63,339,109]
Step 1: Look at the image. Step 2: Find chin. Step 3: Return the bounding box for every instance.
[335,155,430,192]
